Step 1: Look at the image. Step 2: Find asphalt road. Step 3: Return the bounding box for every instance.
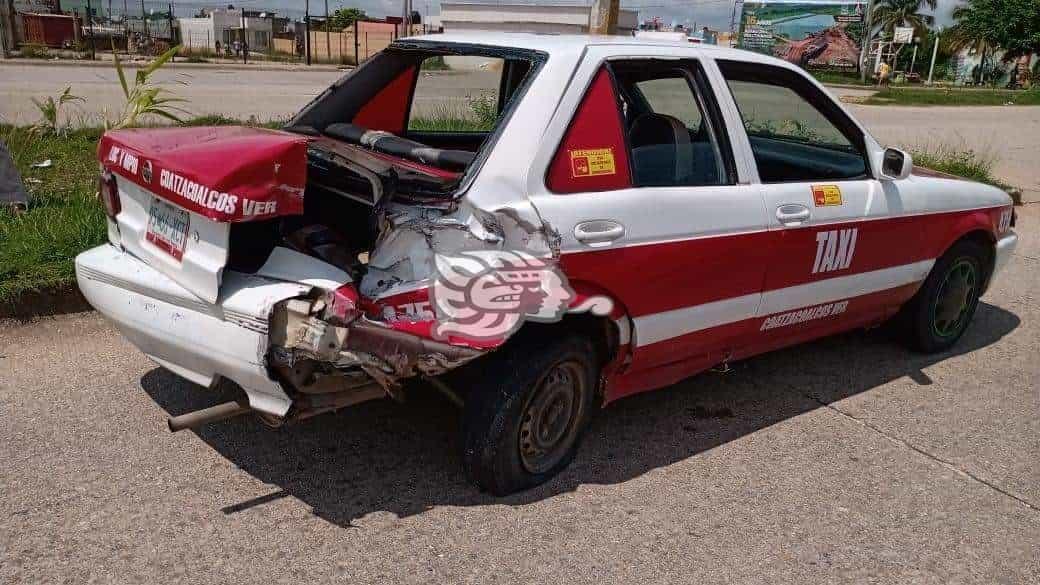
[1,62,1038,200]
[1,210,1038,582]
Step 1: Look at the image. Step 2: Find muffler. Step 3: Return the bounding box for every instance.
[167,400,252,432]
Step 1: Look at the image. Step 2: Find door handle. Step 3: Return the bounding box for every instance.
[776,204,811,226]
[574,220,625,247]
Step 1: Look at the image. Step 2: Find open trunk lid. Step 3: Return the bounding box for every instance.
[98,126,309,302]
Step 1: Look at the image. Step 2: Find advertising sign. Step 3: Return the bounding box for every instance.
[738,1,866,70]
[893,26,914,44]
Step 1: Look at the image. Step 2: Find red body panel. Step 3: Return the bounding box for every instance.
[546,67,633,194]
[98,126,308,223]
[352,66,418,134]
[559,231,773,318]
[558,207,1005,404]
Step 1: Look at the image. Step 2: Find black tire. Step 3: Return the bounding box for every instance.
[461,334,599,496]
[897,240,989,353]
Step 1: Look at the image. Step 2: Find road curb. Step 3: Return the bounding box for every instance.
[1,282,92,322]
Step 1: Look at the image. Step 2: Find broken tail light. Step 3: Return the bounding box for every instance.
[98,171,121,218]
[325,284,361,326]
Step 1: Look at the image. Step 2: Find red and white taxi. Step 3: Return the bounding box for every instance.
[76,33,1017,494]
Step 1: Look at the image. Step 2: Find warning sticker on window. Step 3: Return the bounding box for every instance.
[570,148,616,178]
[812,184,843,206]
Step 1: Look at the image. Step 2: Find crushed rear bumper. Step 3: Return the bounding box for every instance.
[75,244,311,416]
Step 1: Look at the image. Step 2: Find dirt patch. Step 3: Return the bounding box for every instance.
[0,282,91,321]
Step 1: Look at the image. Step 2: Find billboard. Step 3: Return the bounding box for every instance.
[738,1,865,70]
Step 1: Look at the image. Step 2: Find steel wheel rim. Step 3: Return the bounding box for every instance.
[932,259,978,339]
[518,360,586,475]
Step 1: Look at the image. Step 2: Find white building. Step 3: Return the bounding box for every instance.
[178,8,273,52]
[439,2,638,35]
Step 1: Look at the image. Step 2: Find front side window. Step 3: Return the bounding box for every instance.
[718,60,868,183]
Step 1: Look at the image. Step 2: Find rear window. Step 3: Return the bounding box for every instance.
[408,56,504,133]
[288,44,542,176]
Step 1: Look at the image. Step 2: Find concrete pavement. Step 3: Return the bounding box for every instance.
[1,205,1037,583]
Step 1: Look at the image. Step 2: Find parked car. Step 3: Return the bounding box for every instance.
[76,33,1018,495]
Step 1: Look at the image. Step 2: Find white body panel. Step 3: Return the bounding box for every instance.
[76,245,348,416]
[114,179,230,304]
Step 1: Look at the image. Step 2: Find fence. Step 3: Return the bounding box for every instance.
[273,21,408,65]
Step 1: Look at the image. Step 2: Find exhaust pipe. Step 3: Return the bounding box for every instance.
[167,400,252,432]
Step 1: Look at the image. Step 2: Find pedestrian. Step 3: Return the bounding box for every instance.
[215,40,221,56]
[877,61,892,86]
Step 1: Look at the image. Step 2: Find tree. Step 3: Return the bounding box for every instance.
[871,0,937,39]
[328,7,367,30]
[949,0,1040,84]
[951,0,1040,59]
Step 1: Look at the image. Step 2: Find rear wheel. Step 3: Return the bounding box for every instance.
[898,240,988,353]
[461,334,598,495]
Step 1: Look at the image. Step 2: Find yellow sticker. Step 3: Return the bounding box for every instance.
[812,184,843,206]
[570,148,616,178]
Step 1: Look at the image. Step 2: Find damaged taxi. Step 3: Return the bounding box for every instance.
[76,33,1018,495]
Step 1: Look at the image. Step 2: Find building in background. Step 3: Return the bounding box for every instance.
[439,1,638,35]
[178,7,273,53]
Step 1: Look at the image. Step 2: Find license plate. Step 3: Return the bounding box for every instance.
[146,199,189,261]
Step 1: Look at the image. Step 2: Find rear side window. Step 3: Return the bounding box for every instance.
[547,60,731,193]
[718,60,868,183]
[613,61,727,188]
[634,77,704,131]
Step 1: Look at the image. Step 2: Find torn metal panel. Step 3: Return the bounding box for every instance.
[270,295,483,397]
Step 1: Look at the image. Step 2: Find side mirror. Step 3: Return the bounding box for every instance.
[880,147,913,181]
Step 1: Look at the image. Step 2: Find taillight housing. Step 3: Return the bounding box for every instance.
[98,171,120,218]
[324,284,361,326]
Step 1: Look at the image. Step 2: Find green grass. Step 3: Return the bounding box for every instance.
[811,70,870,86]
[0,126,107,302]
[0,117,289,305]
[409,117,491,132]
[908,144,1015,192]
[865,87,1040,106]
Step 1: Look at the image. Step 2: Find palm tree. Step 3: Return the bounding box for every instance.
[947,4,993,84]
[871,0,937,39]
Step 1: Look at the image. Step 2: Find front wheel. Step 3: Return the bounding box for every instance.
[461,334,598,495]
[898,240,988,353]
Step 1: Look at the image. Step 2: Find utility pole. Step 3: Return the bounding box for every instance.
[588,0,619,35]
[240,8,246,64]
[167,2,174,60]
[304,0,311,65]
[323,0,329,62]
[86,0,96,59]
[926,26,941,84]
[858,0,874,83]
[0,0,14,59]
